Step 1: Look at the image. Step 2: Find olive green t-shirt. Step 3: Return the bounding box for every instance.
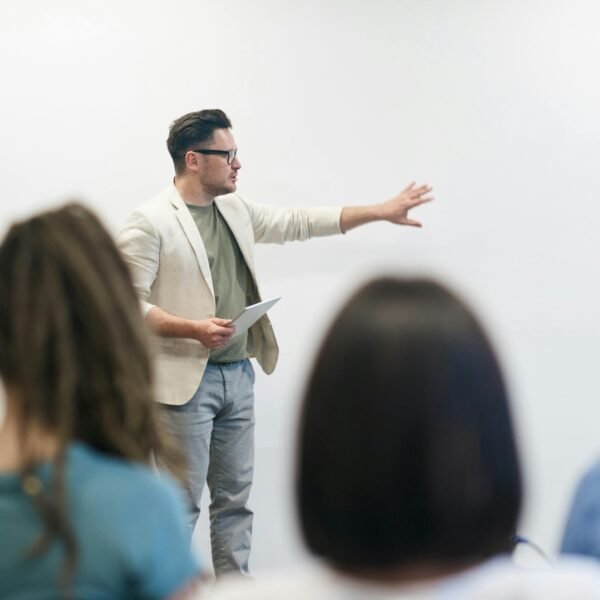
[186,202,251,363]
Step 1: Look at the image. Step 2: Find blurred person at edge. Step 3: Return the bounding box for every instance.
[561,455,600,559]
[208,277,600,599]
[0,204,201,599]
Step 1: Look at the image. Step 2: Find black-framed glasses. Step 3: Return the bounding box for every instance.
[191,148,237,165]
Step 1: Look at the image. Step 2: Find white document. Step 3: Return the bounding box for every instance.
[230,297,281,338]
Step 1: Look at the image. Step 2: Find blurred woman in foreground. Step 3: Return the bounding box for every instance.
[0,204,200,599]
[210,277,600,599]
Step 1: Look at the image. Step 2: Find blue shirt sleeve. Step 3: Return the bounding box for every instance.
[561,462,600,559]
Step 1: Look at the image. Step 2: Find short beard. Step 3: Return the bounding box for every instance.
[203,181,236,198]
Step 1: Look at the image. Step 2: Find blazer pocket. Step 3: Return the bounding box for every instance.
[156,337,177,349]
[158,337,209,356]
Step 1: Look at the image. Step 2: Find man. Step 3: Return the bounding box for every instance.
[117,109,432,576]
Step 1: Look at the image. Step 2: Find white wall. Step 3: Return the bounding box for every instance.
[2,0,600,572]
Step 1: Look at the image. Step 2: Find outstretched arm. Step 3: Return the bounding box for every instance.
[340,182,433,233]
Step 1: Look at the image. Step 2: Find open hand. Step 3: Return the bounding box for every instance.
[380,182,433,227]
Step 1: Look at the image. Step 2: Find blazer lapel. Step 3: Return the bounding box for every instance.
[169,189,215,297]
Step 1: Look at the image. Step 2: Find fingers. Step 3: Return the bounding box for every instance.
[402,182,431,194]
[398,183,433,206]
[207,320,236,349]
[401,218,422,227]
[213,327,234,341]
[409,194,434,207]
[196,318,237,349]
[212,317,233,327]
[410,184,432,197]
[405,183,433,209]
[210,333,233,350]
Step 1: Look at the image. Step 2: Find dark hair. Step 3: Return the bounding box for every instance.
[167,109,232,174]
[297,277,522,571]
[0,203,185,587]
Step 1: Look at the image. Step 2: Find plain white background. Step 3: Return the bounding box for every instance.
[1,0,599,572]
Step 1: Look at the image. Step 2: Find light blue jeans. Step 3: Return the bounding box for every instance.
[161,359,255,575]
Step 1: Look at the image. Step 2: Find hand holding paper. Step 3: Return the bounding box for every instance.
[230,297,281,339]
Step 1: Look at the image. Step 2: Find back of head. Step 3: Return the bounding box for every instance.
[167,108,232,174]
[0,203,177,468]
[297,277,522,572]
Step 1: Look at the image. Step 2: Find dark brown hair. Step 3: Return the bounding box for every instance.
[0,203,185,587]
[297,277,522,572]
[167,109,232,174]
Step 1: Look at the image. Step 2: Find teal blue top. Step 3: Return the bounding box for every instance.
[0,443,200,599]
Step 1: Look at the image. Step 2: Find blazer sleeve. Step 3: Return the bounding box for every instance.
[116,211,161,317]
[241,197,343,244]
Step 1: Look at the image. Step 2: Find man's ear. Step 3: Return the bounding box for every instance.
[185,150,200,171]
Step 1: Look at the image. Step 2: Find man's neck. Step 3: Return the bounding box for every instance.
[174,174,214,206]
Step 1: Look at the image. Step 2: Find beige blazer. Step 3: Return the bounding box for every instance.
[117,184,342,405]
